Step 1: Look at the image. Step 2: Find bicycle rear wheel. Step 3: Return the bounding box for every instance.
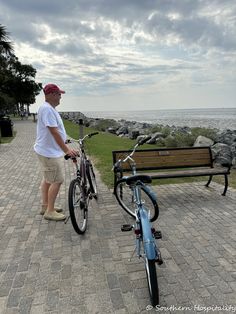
[86,161,98,199]
[114,179,158,221]
[145,258,159,307]
[68,179,87,234]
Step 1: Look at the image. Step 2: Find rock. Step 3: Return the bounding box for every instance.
[216,129,236,145]
[211,143,232,167]
[107,127,117,134]
[129,129,140,140]
[116,125,128,135]
[194,135,214,147]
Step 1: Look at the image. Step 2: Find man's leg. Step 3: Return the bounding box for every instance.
[43,181,65,220]
[41,179,51,207]
[37,155,65,220]
[40,179,63,214]
[47,182,62,212]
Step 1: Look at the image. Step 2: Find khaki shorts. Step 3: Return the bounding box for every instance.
[37,154,64,183]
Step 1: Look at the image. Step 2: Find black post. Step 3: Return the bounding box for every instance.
[79,119,84,139]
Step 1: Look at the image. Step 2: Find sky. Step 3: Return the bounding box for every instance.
[0,0,236,113]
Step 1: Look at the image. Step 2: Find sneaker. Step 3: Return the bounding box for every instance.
[40,205,63,215]
[43,211,66,221]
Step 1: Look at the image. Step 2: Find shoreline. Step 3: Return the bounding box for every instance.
[61,111,236,169]
[60,109,236,132]
[83,108,236,131]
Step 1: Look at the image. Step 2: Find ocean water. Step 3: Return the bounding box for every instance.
[83,108,236,131]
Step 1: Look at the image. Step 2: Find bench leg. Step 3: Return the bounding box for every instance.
[205,175,212,188]
[206,174,228,196]
[222,175,228,196]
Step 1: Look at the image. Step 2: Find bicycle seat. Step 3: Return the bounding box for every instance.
[126,175,152,185]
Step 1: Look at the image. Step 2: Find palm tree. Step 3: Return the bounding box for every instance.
[0,24,13,55]
[0,25,14,114]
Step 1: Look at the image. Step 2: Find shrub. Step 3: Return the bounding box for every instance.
[94,119,119,132]
[149,125,171,138]
[191,127,217,141]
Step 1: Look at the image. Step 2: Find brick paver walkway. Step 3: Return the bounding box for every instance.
[0,120,236,314]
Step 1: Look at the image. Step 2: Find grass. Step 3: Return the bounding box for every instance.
[63,119,236,190]
[64,119,137,187]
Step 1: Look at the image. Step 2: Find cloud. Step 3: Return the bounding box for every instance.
[0,0,235,110]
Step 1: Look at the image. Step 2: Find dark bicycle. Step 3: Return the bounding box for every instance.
[65,132,98,234]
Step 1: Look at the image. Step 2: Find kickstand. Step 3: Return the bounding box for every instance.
[129,247,136,262]
[64,215,70,224]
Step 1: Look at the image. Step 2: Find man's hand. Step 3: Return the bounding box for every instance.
[65,148,78,158]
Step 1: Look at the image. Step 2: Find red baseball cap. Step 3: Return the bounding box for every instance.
[43,83,65,95]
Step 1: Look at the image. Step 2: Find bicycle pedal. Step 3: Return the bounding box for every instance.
[154,230,162,239]
[156,258,163,265]
[64,216,70,224]
[80,201,85,209]
[91,193,97,200]
[155,252,163,265]
[121,224,133,232]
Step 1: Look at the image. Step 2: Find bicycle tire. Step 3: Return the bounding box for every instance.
[145,258,159,307]
[86,161,98,199]
[68,178,87,234]
[114,179,158,221]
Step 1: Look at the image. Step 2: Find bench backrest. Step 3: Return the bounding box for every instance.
[112,146,213,171]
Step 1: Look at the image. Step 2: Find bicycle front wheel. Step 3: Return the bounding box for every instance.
[114,179,158,221]
[68,179,87,234]
[86,161,98,199]
[145,258,159,307]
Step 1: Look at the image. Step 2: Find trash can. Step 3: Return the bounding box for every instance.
[0,116,13,137]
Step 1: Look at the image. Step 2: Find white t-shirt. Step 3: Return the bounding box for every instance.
[34,102,66,158]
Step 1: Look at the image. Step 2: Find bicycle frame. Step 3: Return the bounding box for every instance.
[67,133,97,198]
[64,132,98,229]
[113,138,163,258]
[78,143,89,197]
[127,159,158,261]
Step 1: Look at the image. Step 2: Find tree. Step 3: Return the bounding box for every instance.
[0,24,13,55]
[0,24,42,114]
[6,56,42,113]
[0,24,14,112]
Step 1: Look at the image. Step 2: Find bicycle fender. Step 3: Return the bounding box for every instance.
[141,184,158,203]
[140,207,157,260]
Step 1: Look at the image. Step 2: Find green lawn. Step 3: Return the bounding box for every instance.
[64,119,137,187]
[64,119,236,190]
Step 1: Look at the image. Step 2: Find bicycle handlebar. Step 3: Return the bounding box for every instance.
[64,132,99,160]
[137,135,151,145]
[88,132,99,138]
[66,132,99,144]
[112,136,151,171]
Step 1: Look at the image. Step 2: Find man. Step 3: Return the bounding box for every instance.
[34,83,77,221]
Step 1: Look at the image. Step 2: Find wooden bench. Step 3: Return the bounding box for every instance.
[112,146,231,196]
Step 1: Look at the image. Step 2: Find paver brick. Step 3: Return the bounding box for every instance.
[0,120,236,313]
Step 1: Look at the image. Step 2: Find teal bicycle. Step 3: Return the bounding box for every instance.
[113,138,163,306]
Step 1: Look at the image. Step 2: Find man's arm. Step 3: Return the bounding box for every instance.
[48,127,77,157]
